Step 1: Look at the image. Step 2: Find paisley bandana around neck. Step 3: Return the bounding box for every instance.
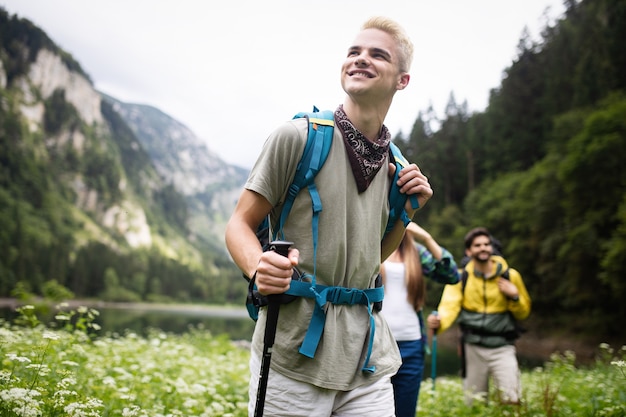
[335,105,390,193]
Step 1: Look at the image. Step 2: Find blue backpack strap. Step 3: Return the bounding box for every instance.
[274,107,334,283]
[285,280,384,373]
[246,107,333,321]
[385,143,420,237]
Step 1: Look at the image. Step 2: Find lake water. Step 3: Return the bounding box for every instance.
[0,301,541,379]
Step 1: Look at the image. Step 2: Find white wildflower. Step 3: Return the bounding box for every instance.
[64,398,104,417]
[0,387,43,417]
[122,406,141,417]
[57,376,78,389]
[183,398,199,409]
[6,353,32,363]
[0,369,13,384]
[43,330,60,340]
[102,376,117,386]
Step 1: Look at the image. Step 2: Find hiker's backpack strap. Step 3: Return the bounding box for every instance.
[275,106,335,282]
[461,267,510,293]
[246,107,333,321]
[385,143,420,237]
[285,280,384,373]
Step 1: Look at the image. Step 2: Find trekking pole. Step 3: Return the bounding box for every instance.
[431,311,438,390]
[254,240,293,417]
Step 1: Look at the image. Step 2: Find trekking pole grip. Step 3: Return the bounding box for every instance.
[266,240,293,307]
[268,240,293,257]
[267,240,293,305]
[255,240,294,417]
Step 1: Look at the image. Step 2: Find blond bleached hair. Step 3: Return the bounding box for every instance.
[361,16,414,73]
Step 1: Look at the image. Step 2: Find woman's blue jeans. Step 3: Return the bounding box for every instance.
[391,338,425,417]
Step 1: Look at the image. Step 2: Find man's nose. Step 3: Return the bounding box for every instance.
[355,55,368,66]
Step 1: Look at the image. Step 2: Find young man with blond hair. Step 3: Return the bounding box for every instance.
[226,16,432,416]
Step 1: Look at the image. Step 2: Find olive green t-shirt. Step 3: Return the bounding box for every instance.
[246,117,401,391]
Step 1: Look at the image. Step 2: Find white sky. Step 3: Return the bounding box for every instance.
[2,0,565,169]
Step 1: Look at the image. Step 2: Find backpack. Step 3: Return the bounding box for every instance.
[244,107,418,372]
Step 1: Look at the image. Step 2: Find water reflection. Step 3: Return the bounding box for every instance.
[96,307,255,340]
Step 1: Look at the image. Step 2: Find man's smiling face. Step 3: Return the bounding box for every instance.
[340,28,408,101]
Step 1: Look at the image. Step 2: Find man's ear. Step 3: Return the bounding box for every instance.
[396,73,410,90]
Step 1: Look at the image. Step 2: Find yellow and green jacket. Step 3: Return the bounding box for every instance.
[436,255,531,347]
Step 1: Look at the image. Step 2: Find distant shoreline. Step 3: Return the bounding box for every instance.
[0,298,250,319]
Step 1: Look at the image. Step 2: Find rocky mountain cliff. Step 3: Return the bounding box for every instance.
[0,9,248,303]
[102,95,248,249]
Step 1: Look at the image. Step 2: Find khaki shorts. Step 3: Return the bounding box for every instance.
[464,343,521,404]
[248,352,396,417]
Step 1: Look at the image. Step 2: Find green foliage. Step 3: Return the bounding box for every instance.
[457,95,626,335]
[409,0,626,340]
[599,194,626,295]
[154,183,189,233]
[43,89,80,134]
[41,279,74,301]
[10,304,41,328]
[100,267,141,302]
[52,304,101,335]
[9,282,34,302]
[99,99,158,200]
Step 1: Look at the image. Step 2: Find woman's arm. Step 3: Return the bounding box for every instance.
[407,222,460,285]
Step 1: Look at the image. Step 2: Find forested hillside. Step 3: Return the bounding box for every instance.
[394,0,626,341]
[0,8,247,305]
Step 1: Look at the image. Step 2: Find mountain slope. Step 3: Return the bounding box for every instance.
[102,94,248,250]
[0,9,246,303]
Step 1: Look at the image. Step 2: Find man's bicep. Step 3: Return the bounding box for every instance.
[225,189,274,278]
[231,188,273,230]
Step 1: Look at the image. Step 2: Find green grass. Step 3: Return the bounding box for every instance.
[1,305,624,417]
[418,347,626,416]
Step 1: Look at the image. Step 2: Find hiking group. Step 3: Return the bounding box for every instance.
[225,15,531,417]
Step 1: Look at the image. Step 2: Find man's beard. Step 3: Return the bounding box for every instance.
[474,252,491,263]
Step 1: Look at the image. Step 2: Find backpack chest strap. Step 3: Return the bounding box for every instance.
[285,280,384,373]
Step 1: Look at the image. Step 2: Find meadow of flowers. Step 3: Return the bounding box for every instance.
[1,305,249,416]
[1,304,625,417]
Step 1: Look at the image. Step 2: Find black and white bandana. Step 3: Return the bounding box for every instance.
[334,105,390,192]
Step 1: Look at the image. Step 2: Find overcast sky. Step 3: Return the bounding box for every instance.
[2,0,565,169]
